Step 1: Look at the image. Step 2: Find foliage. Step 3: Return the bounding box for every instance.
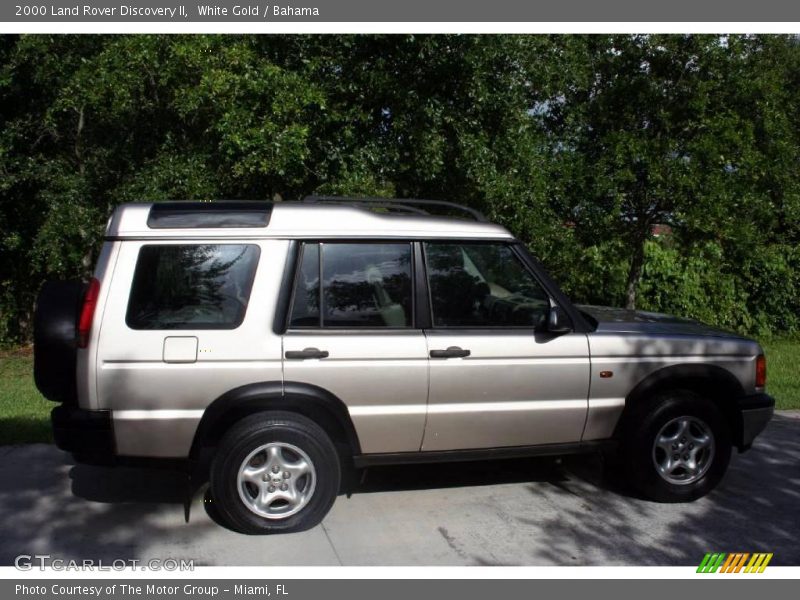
[0,349,51,444]
[761,337,800,410]
[1,34,799,344]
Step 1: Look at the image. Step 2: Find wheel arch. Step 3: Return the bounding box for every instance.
[189,381,362,466]
[614,363,746,447]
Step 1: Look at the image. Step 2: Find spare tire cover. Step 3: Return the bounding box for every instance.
[34,280,86,404]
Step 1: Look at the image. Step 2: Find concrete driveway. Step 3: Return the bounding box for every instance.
[0,412,798,566]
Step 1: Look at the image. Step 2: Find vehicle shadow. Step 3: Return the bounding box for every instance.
[323,415,799,566]
[79,416,797,567]
[0,444,215,566]
[2,415,796,566]
[347,455,590,494]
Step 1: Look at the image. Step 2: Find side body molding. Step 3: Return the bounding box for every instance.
[189,380,362,460]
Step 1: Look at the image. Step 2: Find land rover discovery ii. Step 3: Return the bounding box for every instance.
[33,198,774,533]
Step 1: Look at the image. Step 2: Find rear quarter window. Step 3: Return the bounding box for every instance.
[126,244,260,330]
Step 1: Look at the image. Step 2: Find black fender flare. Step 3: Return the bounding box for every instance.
[614,362,746,442]
[189,380,362,461]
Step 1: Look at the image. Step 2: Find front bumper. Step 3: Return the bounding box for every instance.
[51,405,115,463]
[735,392,774,451]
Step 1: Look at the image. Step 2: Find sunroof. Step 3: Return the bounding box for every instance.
[147,202,273,229]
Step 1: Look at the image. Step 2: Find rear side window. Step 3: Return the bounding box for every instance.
[126,244,260,330]
[289,242,413,328]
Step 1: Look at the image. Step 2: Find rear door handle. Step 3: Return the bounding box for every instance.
[429,346,471,359]
[285,347,329,360]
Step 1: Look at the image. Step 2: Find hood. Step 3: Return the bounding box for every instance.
[576,304,744,338]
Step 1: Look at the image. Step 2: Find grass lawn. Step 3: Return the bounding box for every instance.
[0,338,798,445]
[0,347,52,445]
[762,338,800,411]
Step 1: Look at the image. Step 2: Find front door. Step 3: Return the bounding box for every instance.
[421,241,591,451]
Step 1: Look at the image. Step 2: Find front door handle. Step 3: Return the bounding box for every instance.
[429,346,471,359]
[285,347,329,360]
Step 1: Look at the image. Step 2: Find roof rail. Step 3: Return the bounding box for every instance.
[302,195,488,223]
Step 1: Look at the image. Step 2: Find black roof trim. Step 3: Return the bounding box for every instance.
[147,201,273,229]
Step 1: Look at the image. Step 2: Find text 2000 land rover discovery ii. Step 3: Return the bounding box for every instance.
[34,199,774,534]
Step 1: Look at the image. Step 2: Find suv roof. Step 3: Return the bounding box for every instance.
[105,201,513,240]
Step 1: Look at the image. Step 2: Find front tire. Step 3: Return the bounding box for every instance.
[620,390,731,502]
[210,412,340,534]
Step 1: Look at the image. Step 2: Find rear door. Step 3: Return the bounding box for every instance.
[282,241,429,454]
[421,241,591,451]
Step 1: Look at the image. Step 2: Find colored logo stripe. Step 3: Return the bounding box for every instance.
[745,553,773,573]
[697,553,726,573]
[697,553,773,573]
[720,553,749,573]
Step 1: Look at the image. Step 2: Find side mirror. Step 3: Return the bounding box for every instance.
[547,306,572,334]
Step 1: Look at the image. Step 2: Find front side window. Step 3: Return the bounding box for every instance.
[126,244,260,330]
[424,242,551,328]
[289,242,413,328]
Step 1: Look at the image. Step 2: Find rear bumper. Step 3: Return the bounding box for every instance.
[735,392,774,451]
[51,406,115,463]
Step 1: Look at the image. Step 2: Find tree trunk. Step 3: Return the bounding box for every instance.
[624,231,647,310]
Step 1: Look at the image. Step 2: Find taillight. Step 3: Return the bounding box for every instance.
[755,354,767,388]
[77,278,100,349]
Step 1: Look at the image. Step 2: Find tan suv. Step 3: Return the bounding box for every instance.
[34,198,774,533]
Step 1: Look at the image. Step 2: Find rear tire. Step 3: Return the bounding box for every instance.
[619,390,731,502]
[210,411,340,534]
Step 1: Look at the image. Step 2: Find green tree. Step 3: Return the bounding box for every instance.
[1,34,799,344]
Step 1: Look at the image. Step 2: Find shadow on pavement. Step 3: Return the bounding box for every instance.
[337,414,800,565]
[0,415,797,566]
[0,445,215,566]
[351,455,570,494]
[528,414,800,565]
